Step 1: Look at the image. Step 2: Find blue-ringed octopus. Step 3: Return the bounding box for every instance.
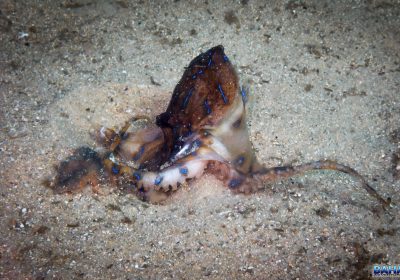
[48,45,390,206]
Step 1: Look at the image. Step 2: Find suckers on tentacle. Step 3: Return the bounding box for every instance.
[47,45,390,208]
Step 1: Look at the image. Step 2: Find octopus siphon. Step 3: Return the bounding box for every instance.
[47,45,391,206]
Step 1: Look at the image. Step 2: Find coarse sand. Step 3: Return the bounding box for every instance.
[0,1,399,279]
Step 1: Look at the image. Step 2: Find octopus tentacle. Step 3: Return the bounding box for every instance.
[106,146,226,189]
[246,160,391,208]
[48,45,390,208]
[45,147,103,194]
[98,116,150,151]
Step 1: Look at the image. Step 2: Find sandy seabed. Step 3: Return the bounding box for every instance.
[1,1,399,279]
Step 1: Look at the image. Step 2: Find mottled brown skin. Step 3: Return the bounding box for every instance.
[45,147,102,193]
[156,45,240,160]
[47,45,390,208]
[158,46,238,130]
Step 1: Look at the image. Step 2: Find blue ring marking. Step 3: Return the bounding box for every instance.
[193,139,202,148]
[154,176,163,185]
[132,146,145,161]
[172,126,178,135]
[223,54,229,62]
[206,50,213,67]
[217,84,228,104]
[235,156,245,166]
[197,69,204,75]
[181,88,194,109]
[133,172,141,181]
[228,178,242,189]
[240,86,248,104]
[111,165,119,175]
[183,130,193,138]
[192,74,197,79]
[179,167,188,175]
[203,99,212,115]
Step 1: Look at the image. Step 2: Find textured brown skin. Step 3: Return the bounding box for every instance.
[47,45,390,208]
[49,46,240,194]
[45,147,102,194]
[156,45,238,157]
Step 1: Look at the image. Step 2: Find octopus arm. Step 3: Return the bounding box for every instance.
[103,147,225,192]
